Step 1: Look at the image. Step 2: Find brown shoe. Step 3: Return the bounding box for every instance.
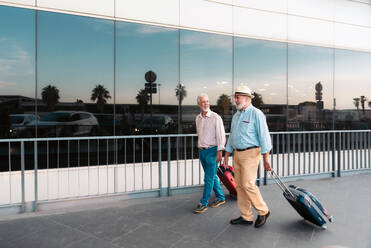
[254,211,270,228]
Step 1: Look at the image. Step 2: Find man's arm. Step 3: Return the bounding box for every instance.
[215,115,226,163]
[256,112,272,171]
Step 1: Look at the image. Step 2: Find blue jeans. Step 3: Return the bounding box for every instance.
[199,146,225,206]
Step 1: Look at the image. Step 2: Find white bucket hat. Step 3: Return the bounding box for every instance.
[233,85,254,99]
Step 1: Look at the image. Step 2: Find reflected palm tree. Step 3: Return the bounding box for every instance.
[41,85,60,111]
[91,84,111,113]
[353,97,360,118]
[360,96,367,117]
[175,83,187,133]
[216,94,231,118]
[136,88,149,120]
[252,92,264,109]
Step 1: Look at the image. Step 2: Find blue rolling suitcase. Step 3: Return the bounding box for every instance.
[269,170,333,229]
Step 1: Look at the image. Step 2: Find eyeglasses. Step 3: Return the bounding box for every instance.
[233,94,247,99]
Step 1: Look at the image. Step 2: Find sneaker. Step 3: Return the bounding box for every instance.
[210,199,226,208]
[193,203,208,214]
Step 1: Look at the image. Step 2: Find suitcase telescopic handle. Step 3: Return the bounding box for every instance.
[269,170,295,199]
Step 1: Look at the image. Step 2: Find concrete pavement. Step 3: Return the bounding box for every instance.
[0,173,370,248]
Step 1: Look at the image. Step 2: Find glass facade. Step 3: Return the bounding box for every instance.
[334,49,371,130]
[0,6,35,139]
[180,30,232,133]
[234,38,287,131]
[288,44,334,131]
[0,5,371,141]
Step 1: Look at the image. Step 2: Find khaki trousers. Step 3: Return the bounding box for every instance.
[234,148,269,221]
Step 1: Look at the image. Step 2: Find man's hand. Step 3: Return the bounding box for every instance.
[216,150,223,163]
[262,153,271,171]
[223,152,230,168]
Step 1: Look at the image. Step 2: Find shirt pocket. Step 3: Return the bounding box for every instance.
[240,119,255,134]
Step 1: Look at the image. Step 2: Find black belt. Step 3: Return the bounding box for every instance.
[235,146,259,152]
[199,146,217,150]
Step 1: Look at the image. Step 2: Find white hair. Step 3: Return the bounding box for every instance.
[197,93,209,104]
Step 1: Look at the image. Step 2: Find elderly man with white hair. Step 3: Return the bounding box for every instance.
[223,85,272,228]
[193,93,226,214]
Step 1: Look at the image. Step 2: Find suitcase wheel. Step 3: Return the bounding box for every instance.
[328,216,334,223]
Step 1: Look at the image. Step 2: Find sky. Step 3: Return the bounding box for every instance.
[1,5,371,110]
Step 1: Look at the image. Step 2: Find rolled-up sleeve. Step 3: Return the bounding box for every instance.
[215,115,226,151]
[225,137,234,153]
[256,112,272,154]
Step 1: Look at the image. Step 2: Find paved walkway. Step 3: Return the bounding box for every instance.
[0,173,370,248]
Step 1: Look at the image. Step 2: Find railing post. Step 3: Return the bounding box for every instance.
[20,141,25,213]
[337,132,342,177]
[34,140,38,212]
[332,132,336,178]
[167,137,171,196]
[158,137,165,197]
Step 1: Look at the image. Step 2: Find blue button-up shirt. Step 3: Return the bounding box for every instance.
[225,104,272,154]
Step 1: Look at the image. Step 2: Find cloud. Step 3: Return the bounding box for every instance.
[0,81,16,88]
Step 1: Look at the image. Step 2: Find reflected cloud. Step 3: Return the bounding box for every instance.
[117,22,175,37]
[181,32,231,51]
[235,38,286,49]
[0,80,16,88]
[0,43,32,75]
[136,25,175,34]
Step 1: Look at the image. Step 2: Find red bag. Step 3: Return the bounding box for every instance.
[217,164,237,197]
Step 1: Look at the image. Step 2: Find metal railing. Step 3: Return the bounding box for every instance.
[0,130,370,213]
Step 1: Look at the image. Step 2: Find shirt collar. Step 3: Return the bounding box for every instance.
[199,110,211,119]
[239,104,252,113]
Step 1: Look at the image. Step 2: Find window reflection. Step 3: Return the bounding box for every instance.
[180,30,233,133]
[116,22,178,135]
[0,6,35,139]
[288,44,334,131]
[335,49,371,130]
[38,11,114,137]
[234,38,287,131]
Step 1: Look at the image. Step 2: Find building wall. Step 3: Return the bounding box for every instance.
[1,0,371,52]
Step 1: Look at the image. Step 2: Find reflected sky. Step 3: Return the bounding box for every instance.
[116,22,178,105]
[288,44,333,109]
[335,49,371,110]
[180,30,232,105]
[0,6,34,98]
[38,11,114,103]
[234,38,286,104]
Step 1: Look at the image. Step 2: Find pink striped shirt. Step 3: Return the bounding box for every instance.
[195,110,226,151]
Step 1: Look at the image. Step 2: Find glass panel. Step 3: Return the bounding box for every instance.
[38,11,114,138]
[234,38,287,131]
[180,30,232,133]
[116,22,178,136]
[0,6,35,139]
[334,49,371,130]
[288,44,334,131]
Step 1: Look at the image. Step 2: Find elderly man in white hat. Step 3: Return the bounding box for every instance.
[223,85,272,228]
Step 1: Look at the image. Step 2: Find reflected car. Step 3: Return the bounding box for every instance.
[135,115,176,134]
[9,114,39,137]
[28,111,99,137]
